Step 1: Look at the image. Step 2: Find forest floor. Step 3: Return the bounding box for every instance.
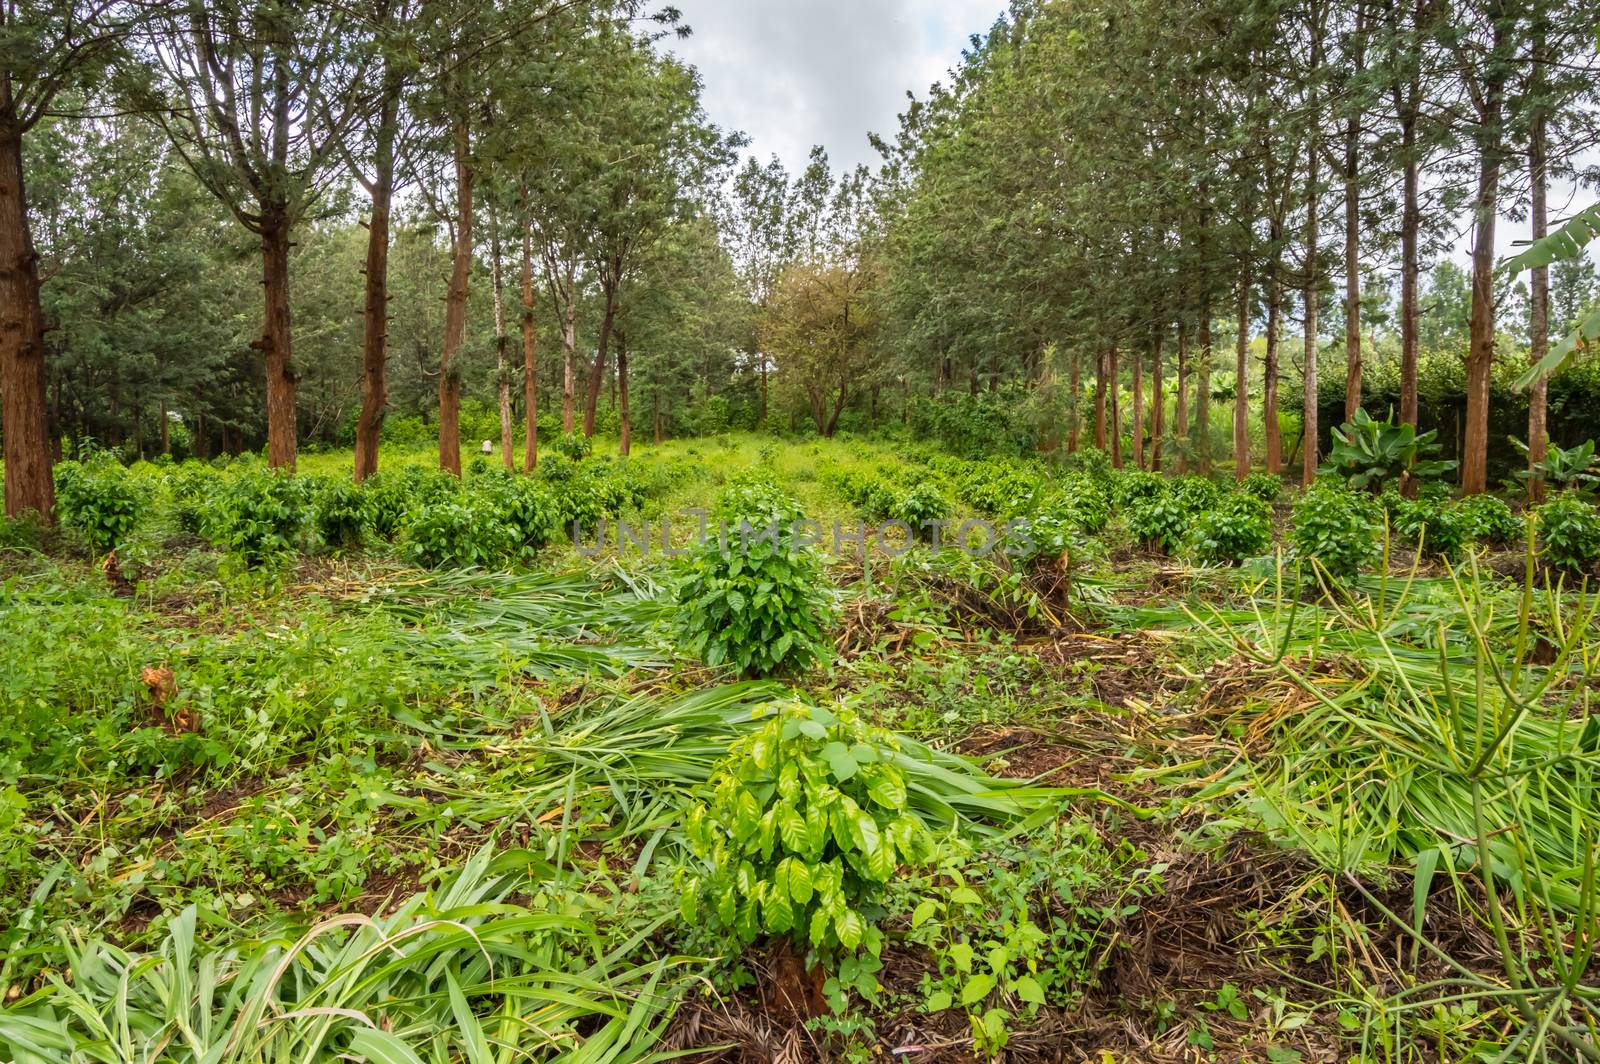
[1,435,1593,1063]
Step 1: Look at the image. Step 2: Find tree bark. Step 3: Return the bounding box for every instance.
[1150,332,1164,472]
[1396,0,1423,439]
[1068,350,1081,452]
[1175,325,1190,474]
[1526,23,1549,503]
[489,208,513,470]
[1131,345,1144,470]
[521,221,538,471]
[1302,144,1320,488]
[617,331,631,456]
[259,209,298,471]
[1342,112,1362,424]
[1092,348,1107,451]
[1109,346,1122,468]
[0,118,53,519]
[1264,250,1283,474]
[353,78,398,484]
[1197,306,1212,476]
[1461,16,1508,498]
[437,119,473,477]
[1234,273,1251,481]
[560,265,575,433]
[583,280,617,438]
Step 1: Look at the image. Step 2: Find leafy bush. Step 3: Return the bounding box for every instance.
[1186,492,1273,564]
[311,476,371,550]
[681,700,936,970]
[1112,470,1164,509]
[1125,489,1189,554]
[1453,493,1521,547]
[1170,475,1223,512]
[1054,473,1110,534]
[1325,408,1455,492]
[205,470,313,564]
[888,483,953,539]
[676,482,832,677]
[1535,494,1600,574]
[551,431,592,461]
[54,458,142,553]
[1386,496,1468,560]
[481,477,559,558]
[401,494,514,569]
[1291,484,1379,581]
[905,385,1037,457]
[365,466,459,540]
[954,464,1041,518]
[166,464,219,535]
[1239,471,1284,505]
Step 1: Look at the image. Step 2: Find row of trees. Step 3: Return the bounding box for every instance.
[861,0,1600,494]
[2,0,740,519]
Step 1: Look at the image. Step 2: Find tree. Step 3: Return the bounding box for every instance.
[133,0,371,471]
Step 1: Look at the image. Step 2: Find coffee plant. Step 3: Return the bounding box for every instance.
[205,470,314,564]
[1535,493,1600,574]
[1291,484,1379,581]
[1453,493,1522,547]
[1385,496,1468,560]
[311,476,371,550]
[1186,491,1272,564]
[54,458,142,553]
[401,494,514,569]
[1239,471,1284,505]
[1125,486,1191,554]
[681,700,937,973]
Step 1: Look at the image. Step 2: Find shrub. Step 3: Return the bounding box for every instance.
[365,466,458,539]
[1386,496,1468,560]
[54,458,143,553]
[311,476,371,550]
[1112,470,1164,509]
[481,477,559,558]
[166,464,219,535]
[680,699,935,968]
[1170,475,1223,512]
[1054,473,1110,534]
[1453,494,1522,547]
[1513,438,1599,495]
[551,431,592,461]
[1239,471,1284,505]
[1325,408,1455,492]
[1535,494,1600,574]
[957,465,1041,518]
[1125,478,1217,555]
[401,494,514,569]
[676,482,832,677]
[888,483,953,539]
[1186,492,1273,564]
[1291,484,1378,581]
[205,470,313,564]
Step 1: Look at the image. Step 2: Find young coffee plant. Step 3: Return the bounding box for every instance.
[54,458,142,553]
[1453,493,1522,547]
[1385,495,1469,561]
[680,700,937,981]
[205,470,313,564]
[483,478,559,558]
[401,494,514,569]
[1291,484,1378,581]
[1112,470,1165,510]
[1186,491,1272,565]
[551,431,593,461]
[1125,486,1191,554]
[675,481,833,677]
[365,466,458,539]
[890,483,954,540]
[1054,473,1110,534]
[1534,493,1600,574]
[1239,471,1284,505]
[311,476,371,550]
[166,464,219,535]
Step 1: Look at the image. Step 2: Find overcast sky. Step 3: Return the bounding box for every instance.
[665,0,1005,175]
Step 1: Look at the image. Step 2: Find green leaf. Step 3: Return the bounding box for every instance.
[822,740,858,781]
[787,858,814,905]
[347,1028,427,1064]
[835,908,865,950]
[911,899,938,928]
[1013,975,1045,1006]
[960,972,996,1007]
[926,989,953,1012]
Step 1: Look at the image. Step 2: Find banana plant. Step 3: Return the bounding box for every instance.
[1507,201,1600,391]
[1324,408,1456,492]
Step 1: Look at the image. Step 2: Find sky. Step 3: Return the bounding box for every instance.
[665,0,1006,176]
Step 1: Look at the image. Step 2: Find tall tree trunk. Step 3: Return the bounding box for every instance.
[1093,348,1107,450]
[0,113,52,518]
[1175,325,1190,474]
[489,208,513,470]
[1109,346,1122,468]
[1235,273,1251,481]
[521,221,538,471]
[1343,113,1362,423]
[1131,345,1144,470]
[617,331,631,456]
[1196,306,1212,476]
[583,280,617,438]
[1264,250,1283,474]
[437,119,473,477]
[1068,350,1081,452]
[758,352,768,424]
[1396,1,1423,439]
[353,78,398,484]
[1526,25,1549,503]
[1461,31,1507,497]
[259,208,298,471]
[1302,143,1321,488]
[561,265,575,433]
[160,398,170,455]
[1150,333,1165,472]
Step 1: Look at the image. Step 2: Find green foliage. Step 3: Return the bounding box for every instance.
[889,482,953,538]
[1514,438,1599,494]
[1534,493,1600,574]
[1112,470,1164,509]
[551,431,593,461]
[1053,473,1110,534]
[1239,472,1284,505]
[1291,485,1379,581]
[401,494,514,569]
[1384,494,1470,561]
[166,464,220,536]
[310,476,371,550]
[906,386,1037,457]
[676,483,833,677]
[681,699,937,972]
[483,477,560,559]
[53,458,142,553]
[1325,409,1456,492]
[1186,492,1273,565]
[204,471,313,564]
[1453,493,1522,547]
[1124,478,1217,555]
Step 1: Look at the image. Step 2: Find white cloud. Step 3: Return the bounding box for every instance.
[665,0,1004,175]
